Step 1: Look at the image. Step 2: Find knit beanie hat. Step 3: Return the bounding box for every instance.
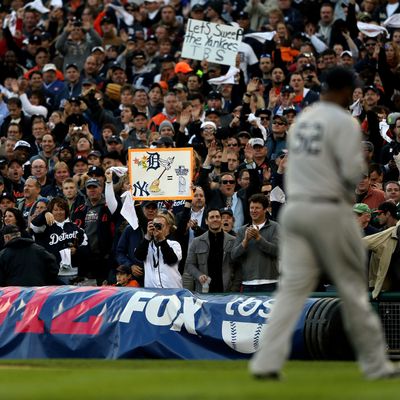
[158,120,175,134]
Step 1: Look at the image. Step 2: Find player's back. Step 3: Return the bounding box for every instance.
[286,101,365,200]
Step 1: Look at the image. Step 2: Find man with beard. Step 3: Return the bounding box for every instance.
[265,67,286,105]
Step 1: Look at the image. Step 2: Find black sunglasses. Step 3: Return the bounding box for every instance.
[221,180,235,185]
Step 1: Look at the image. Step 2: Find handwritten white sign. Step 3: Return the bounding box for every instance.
[128,148,193,200]
[182,19,244,66]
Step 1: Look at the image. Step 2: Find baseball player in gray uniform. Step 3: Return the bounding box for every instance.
[250,67,399,380]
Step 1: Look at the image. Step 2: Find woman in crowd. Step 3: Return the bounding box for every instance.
[134,210,182,289]
[30,197,89,284]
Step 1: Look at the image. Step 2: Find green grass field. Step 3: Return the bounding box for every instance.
[0,360,399,400]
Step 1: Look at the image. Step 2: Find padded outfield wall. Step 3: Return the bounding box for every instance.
[0,286,397,359]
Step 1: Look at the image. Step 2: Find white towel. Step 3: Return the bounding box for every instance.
[24,0,50,14]
[208,66,240,85]
[108,4,134,26]
[244,31,276,44]
[247,113,267,141]
[121,190,139,230]
[379,120,393,143]
[383,14,400,28]
[270,186,286,203]
[50,0,63,7]
[110,166,128,177]
[59,248,72,271]
[357,22,389,38]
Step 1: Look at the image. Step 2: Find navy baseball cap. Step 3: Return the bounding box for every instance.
[85,178,101,188]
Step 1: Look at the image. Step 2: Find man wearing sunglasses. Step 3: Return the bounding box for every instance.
[197,156,260,232]
[266,115,288,163]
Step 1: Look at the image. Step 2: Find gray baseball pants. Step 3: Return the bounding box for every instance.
[250,201,394,379]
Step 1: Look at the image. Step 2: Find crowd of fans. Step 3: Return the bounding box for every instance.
[0,0,400,296]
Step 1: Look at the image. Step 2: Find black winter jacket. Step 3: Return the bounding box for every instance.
[0,237,59,286]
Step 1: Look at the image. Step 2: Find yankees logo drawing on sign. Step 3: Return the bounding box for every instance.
[128,148,194,201]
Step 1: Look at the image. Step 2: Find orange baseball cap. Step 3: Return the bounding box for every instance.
[175,62,193,74]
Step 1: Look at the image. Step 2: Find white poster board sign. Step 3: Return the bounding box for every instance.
[128,148,193,200]
[182,19,244,66]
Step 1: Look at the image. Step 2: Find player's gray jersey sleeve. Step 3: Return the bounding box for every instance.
[330,113,365,190]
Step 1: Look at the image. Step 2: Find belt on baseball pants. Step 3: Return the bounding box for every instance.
[290,196,340,203]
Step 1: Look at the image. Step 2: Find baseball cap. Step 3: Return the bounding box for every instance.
[68,96,81,104]
[281,85,294,94]
[363,85,380,95]
[101,16,114,25]
[174,62,193,74]
[91,46,105,53]
[141,200,158,208]
[132,50,146,59]
[387,112,400,125]
[340,50,353,58]
[200,121,217,130]
[29,35,42,45]
[88,150,102,158]
[205,108,221,116]
[237,11,249,19]
[376,201,398,215]
[255,108,271,117]
[282,107,297,116]
[13,140,31,151]
[85,178,101,188]
[65,63,79,71]
[42,63,57,73]
[248,138,265,147]
[146,35,157,43]
[59,145,73,154]
[88,166,105,177]
[0,192,15,202]
[173,83,188,92]
[208,91,223,100]
[0,157,8,168]
[302,63,316,72]
[191,4,204,11]
[110,62,124,72]
[107,135,122,144]
[220,207,233,217]
[160,54,175,63]
[72,155,88,166]
[353,203,371,214]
